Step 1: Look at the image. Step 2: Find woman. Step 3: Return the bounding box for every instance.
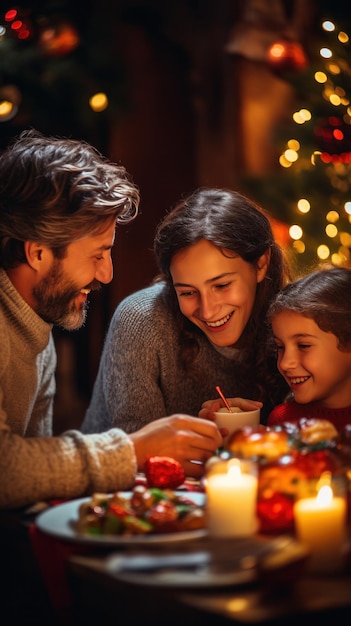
[82,188,292,433]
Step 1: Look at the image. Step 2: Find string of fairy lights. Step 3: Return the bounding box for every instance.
[277,19,351,267]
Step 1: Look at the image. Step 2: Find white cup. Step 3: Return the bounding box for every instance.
[214,407,261,448]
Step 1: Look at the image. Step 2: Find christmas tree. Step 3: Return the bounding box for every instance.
[240,14,351,272]
[0,2,128,148]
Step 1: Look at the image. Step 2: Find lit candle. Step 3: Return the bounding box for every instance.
[205,459,258,537]
[294,483,347,574]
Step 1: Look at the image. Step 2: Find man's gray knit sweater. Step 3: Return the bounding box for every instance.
[82,281,252,434]
[0,269,136,510]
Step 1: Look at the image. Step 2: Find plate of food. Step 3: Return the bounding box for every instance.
[36,486,207,547]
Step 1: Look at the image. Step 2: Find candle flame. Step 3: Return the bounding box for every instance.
[317,470,332,490]
[227,458,242,478]
[316,484,333,506]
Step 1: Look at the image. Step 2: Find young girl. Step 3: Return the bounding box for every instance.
[267,266,351,431]
[82,187,292,433]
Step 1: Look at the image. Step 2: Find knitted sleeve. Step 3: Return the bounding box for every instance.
[0,426,136,509]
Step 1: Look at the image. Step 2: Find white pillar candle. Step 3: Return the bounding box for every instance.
[205,459,258,537]
[294,484,347,574]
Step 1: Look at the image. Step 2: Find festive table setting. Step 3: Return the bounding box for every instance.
[27,415,351,625]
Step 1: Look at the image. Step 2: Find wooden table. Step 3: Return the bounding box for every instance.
[66,536,351,626]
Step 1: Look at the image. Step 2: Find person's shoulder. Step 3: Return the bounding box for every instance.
[115,281,168,314]
[109,281,174,335]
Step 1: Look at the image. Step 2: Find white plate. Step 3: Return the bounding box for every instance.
[36,492,207,547]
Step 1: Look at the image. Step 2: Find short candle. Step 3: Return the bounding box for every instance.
[205,459,258,537]
[294,483,347,574]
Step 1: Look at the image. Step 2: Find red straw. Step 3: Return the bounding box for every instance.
[215,385,233,412]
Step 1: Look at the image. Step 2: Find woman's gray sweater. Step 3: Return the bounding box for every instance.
[82,281,254,434]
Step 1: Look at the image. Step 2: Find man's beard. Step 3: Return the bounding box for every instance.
[33,258,94,330]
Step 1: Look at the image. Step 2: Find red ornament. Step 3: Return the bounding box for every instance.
[314,116,351,158]
[39,21,80,57]
[266,39,307,75]
[144,456,186,489]
[257,491,295,534]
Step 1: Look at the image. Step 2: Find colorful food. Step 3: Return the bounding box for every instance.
[227,425,290,460]
[297,418,338,444]
[217,419,351,534]
[144,455,186,489]
[257,448,345,533]
[75,485,205,536]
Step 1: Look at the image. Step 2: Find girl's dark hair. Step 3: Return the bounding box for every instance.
[268,266,351,349]
[154,188,292,414]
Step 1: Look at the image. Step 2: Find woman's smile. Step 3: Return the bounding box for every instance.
[203,310,234,330]
[170,239,267,348]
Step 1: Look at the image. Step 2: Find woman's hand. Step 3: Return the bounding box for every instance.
[198,397,263,421]
[129,414,223,479]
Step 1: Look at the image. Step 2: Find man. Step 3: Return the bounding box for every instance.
[0,129,222,511]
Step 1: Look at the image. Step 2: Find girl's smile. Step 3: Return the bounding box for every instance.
[272,310,351,408]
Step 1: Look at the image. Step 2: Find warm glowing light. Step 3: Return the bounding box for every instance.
[226,598,251,612]
[327,62,340,75]
[228,459,242,479]
[335,86,346,97]
[331,253,342,265]
[329,94,341,106]
[0,85,21,121]
[311,151,322,165]
[297,198,310,213]
[333,129,344,140]
[315,71,327,83]
[289,225,303,240]
[316,485,333,505]
[287,139,300,150]
[340,232,351,246]
[337,245,351,262]
[293,240,305,254]
[279,154,292,168]
[268,42,285,59]
[326,210,339,222]
[292,109,311,124]
[89,92,109,112]
[0,100,13,118]
[338,31,349,44]
[320,47,332,59]
[300,109,311,121]
[322,21,335,32]
[317,244,330,260]
[284,149,298,162]
[325,223,338,237]
[293,112,304,124]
